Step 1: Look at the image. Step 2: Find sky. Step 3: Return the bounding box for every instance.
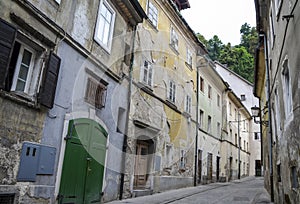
[181,0,257,46]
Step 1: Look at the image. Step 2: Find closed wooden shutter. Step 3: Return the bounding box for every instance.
[0,19,17,89]
[39,52,61,108]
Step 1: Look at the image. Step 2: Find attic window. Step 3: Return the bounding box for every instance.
[241,94,246,101]
[172,0,190,11]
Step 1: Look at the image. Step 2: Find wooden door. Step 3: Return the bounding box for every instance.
[134,142,149,188]
[59,119,107,204]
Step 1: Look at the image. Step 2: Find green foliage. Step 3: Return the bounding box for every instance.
[196,23,258,83]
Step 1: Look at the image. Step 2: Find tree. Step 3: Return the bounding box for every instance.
[207,35,224,61]
[240,23,258,56]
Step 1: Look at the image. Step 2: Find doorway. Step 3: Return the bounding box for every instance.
[216,156,220,181]
[255,160,262,176]
[58,118,107,204]
[197,150,202,184]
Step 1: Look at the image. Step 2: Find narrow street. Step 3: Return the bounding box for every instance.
[107,177,272,204]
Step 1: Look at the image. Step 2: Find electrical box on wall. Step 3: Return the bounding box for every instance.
[17,142,56,182]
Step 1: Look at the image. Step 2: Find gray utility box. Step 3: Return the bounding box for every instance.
[17,142,56,182]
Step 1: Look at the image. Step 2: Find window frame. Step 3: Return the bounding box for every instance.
[141,59,153,87]
[168,80,176,103]
[94,0,116,53]
[207,115,212,133]
[282,58,293,119]
[147,1,158,28]
[186,48,192,67]
[170,26,179,52]
[185,95,191,114]
[208,85,212,99]
[200,77,204,92]
[10,42,36,94]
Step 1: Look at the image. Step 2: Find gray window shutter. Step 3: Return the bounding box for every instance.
[0,19,17,89]
[39,52,61,108]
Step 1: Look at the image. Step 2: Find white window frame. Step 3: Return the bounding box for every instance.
[185,95,191,114]
[282,58,293,119]
[94,0,116,53]
[170,26,179,51]
[11,43,36,94]
[168,80,176,103]
[141,59,153,87]
[186,48,192,66]
[148,1,158,28]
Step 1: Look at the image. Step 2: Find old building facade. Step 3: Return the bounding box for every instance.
[215,62,262,177]
[0,0,146,203]
[254,0,300,203]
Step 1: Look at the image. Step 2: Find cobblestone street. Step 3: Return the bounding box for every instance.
[107,177,272,204]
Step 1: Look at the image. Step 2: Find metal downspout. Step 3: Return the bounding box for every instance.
[119,25,137,200]
[194,65,199,186]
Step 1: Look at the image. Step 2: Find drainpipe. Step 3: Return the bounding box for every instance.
[119,25,137,200]
[260,33,274,202]
[238,112,241,179]
[194,63,199,186]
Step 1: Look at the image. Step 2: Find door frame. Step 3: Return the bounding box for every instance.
[54,110,109,199]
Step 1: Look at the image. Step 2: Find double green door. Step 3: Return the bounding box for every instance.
[59,118,107,204]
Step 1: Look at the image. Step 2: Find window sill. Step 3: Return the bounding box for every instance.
[185,62,193,70]
[146,19,159,32]
[165,99,177,110]
[182,111,191,118]
[0,90,40,110]
[138,82,154,94]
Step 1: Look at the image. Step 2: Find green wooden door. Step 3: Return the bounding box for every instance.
[59,119,107,204]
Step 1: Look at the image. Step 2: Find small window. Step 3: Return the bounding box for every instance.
[229,102,232,115]
[282,59,293,118]
[207,115,212,133]
[199,110,204,128]
[185,95,191,114]
[141,59,153,87]
[217,122,221,136]
[200,77,204,92]
[148,1,158,28]
[85,78,107,109]
[291,166,298,189]
[180,150,186,169]
[95,0,116,52]
[254,132,260,140]
[235,134,237,145]
[217,94,220,107]
[170,27,179,51]
[208,85,212,99]
[186,48,192,67]
[168,80,176,103]
[240,94,246,101]
[277,164,281,182]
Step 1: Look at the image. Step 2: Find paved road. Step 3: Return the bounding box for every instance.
[106,177,272,204]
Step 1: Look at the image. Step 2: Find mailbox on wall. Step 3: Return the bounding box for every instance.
[17,142,56,182]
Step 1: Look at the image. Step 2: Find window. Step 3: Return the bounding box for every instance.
[148,1,158,27]
[186,48,192,66]
[254,132,260,140]
[235,134,237,145]
[230,129,232,139]
[0,18,60,109]
[282,59,293,118]
[85,77,107,109]
[229,102,232,115]
[95,0,115,52]
[244,140,246,150]
[207,115,211,133]
[199,110,204,128]
[274,88,281,134]
[208,85,212,99]
[117,108,126,133]
[277,164,281,182]
[217,94,220,107]
[170,27,179,51]
[291,166,299,188]
[168,80,176,103]
[141,60,153,86]
[180,150,186,169]
[240,94,246,101]
[217,122,221,136]
[185,95,191,114]
[10,43,35,93]
[200,77,204,92]
[234,108,237,120]
[247,142,248,152]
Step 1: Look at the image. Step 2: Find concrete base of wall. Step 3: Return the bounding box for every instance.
[153,176,193,193]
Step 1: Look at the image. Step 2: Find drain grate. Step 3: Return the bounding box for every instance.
[0,193,15,204]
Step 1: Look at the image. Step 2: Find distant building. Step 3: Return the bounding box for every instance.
[215,62,261,177]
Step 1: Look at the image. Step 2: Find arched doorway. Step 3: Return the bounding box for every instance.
[58,118,107,203]
[134,138,155,189]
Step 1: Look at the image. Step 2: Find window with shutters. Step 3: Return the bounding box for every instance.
[85,78,107,109]
[94,0,116,53]
[0,18,61,108]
